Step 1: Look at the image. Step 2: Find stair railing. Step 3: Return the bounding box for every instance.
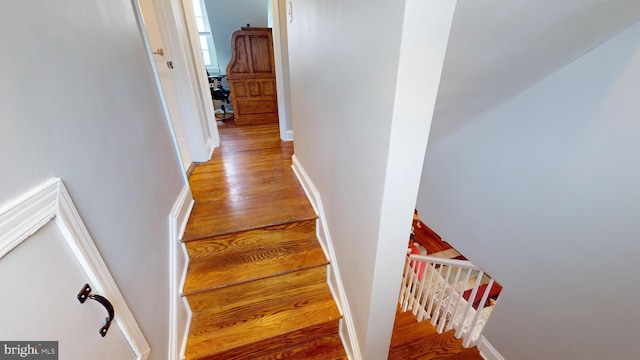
[399,252,497,347]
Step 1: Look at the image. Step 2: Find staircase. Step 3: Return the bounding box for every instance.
[398,217,501,355]
[181,123,346,359]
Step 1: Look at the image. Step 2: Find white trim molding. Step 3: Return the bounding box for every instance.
[478,335,505,360]
[0,178,151,360]
[291,155,361,360]
[169,185,195,360]
[270,0,292,142]
[284,130,294,142]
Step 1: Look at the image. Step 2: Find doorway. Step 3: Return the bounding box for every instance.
[200,0,293,140]
[139,0,192,170]
[136,0,221,173]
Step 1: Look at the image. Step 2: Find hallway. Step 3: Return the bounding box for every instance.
[184,122,315,240]
[180,122,482,359]
[181,122,345,359]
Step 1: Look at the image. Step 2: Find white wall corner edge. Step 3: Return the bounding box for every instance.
[478,335,505,360]
[291,155,361,360]
[169,184,194,360]
[206,136,218,161]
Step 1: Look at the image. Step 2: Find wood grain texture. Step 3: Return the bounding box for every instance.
[183,122,478,359]
[253,333,348,360]
[227,27,278,125]
[187,266,328,313]
[184,235,328,295]
[183,126,315,241]
[186,220,317,261]
[183,123,345,359]
[389,306,483,360]
[194,321,344,360]
[186,284,340,358]
[446,347,484,360]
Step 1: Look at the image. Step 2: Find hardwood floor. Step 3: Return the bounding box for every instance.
[182,122,482,359]
[182,122,345,359]
[389,306,483,360]
[184,124,315,240]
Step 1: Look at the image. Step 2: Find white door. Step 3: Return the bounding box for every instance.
[139,0,192,170]
[0,179,150,360]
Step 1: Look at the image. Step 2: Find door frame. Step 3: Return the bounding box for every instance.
[271,0,293,141]
[134,0,220,169]
[131,2,198,359]
[181,0,293,143]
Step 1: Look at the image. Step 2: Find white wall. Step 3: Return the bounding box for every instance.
[417,20,640,360]
[0,1,185,359]
[288,0,455,358]
[204,0,269,74]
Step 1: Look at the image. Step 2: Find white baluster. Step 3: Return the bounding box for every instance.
[400,254,497,346]
[463,279,494,348]
[418,263,437,321]
[399,255,410,308]
[446,267,472,332]
[412,260,430,317]
[438,266,462,333]
[455,270,483,339]
[401,256,416,311]
[431,265,452,329]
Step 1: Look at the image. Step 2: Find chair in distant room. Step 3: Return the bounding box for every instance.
[207,71,233,122]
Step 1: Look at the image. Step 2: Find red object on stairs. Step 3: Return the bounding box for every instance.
[462,283,503,309]
[408,242,427,280]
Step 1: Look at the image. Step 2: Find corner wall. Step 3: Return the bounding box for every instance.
[288,0,455,358]
[417,20,640,360]
[0,1,185,358]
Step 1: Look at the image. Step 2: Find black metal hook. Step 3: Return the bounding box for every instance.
[77,284,115,337]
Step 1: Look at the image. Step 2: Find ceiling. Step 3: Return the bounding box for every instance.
[430,0,640,139]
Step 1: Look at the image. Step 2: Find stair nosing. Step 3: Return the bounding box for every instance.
[182,215,318,242]
[185,219,319,260]
[183,261,329,296]
[187,314,342,359]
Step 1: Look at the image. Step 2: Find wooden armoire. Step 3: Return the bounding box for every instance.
[226,27,278,125]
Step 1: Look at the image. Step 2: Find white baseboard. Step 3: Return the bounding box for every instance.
[285,130,294,142]
[206,137,218,161]
[169,185,194,360]
[478,335,505,360]
[291,155,361,360]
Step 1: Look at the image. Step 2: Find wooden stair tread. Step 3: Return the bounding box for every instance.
[187,266,327,313]
[183,188,316,240]
[183,234,328,295]
[185,219,316,259]
[187,173,302,203]
[185,281,341,359]
[390,305,482,360]
[183,124,346,359]
[393,306,423,329]
[390,317,440,350]
[253,333,348,360]
[388,329,465,360]
[189,320,343,360]
[445,347,483,359]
